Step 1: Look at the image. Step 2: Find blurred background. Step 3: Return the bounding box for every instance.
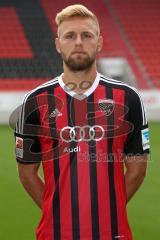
[0,0,159,239]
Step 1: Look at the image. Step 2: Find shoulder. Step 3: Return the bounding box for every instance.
[22,77,59,103]
[99,73,143,101]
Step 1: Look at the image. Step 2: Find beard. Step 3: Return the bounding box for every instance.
[61,52,96,71]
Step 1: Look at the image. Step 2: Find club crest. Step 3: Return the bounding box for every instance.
[98,99,115,116]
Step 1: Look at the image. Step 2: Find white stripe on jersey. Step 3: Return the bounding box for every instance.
[100,75,147,125]
[17,78,59,134]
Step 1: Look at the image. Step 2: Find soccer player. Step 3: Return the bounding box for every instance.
[15,4,150,240]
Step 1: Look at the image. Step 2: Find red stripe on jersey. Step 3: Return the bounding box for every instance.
[94,85,112,239]
[54,87,73,239]
[36,91,55,240]
[112,89,132,239]
[74,98,92,239]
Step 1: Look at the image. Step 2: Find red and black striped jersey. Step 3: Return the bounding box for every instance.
[15,73,150,240]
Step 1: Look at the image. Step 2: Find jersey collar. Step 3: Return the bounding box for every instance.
[58,72,101,100]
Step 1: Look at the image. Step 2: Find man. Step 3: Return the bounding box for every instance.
[15,4,150,240]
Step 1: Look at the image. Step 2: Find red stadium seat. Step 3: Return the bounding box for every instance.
[110,0,160,88]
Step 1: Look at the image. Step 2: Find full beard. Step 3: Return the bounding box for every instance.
[62,53,96,71]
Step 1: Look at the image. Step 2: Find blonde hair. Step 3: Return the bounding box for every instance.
[55,4,100,35]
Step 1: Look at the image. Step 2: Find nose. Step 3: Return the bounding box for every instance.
[75,34,83,45]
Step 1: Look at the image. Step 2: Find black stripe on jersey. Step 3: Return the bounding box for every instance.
[67,95,80,240]
[87,94,100,240]
[24,95,42,162]
[106,87,118,239]
[48,87,61,240]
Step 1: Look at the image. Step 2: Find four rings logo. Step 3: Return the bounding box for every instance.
[60,125,105,142]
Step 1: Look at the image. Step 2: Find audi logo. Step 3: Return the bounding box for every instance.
[60,125,105,142]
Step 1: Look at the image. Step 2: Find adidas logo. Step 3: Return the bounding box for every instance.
[49,108,62,118]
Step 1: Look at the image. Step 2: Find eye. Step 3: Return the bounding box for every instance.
[65,33,74,39]
[83,32,92,38]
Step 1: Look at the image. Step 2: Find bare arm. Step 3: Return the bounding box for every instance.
[124,154,147,203]
[17,162,45,209]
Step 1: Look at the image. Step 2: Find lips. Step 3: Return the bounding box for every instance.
[72,51,86,54]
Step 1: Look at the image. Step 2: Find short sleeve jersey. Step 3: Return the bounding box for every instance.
[15,73,150,240]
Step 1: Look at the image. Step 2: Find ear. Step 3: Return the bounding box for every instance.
[55,38,61,54]
[97,36,103,53]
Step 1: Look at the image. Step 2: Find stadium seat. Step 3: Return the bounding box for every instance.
[0,0,159,90]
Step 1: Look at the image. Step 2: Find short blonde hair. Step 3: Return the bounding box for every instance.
[55,4,100,35]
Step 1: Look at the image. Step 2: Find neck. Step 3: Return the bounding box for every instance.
[62,63,97,94]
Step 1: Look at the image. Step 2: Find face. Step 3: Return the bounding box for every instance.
[55,17,103,71]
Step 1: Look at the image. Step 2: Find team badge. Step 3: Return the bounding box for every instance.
[16,137,23,158]
[98,99,115,116]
